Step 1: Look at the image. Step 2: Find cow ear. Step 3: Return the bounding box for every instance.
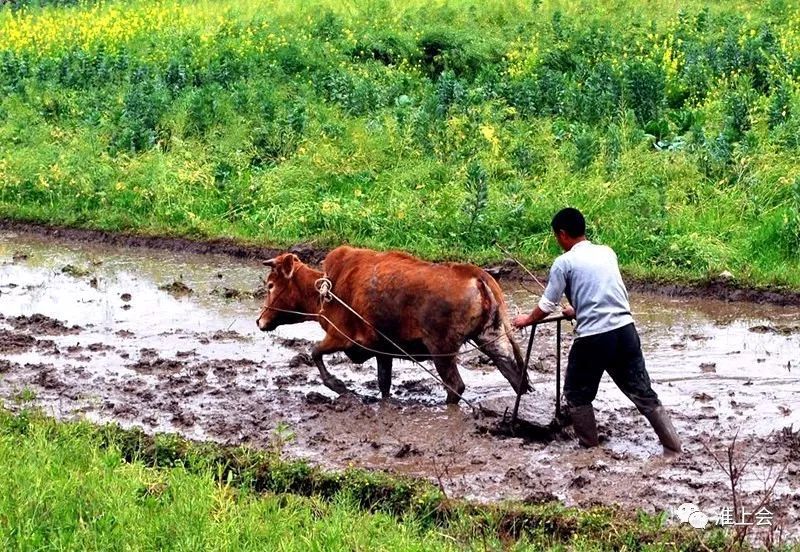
[262,258,276,268]
[280,254,296,279]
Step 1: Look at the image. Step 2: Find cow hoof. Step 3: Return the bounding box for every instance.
[323,377,352,396]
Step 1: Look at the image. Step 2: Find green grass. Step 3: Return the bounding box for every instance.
[0,407,733,551]
[0,412,447,550]
[1,0,800,288]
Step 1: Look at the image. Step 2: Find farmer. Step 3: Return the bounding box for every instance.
[512,207,682,453]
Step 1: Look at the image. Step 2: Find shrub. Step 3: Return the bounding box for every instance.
[416,29,499,81]
[578,60,622,124]
[698,133,734,179]
[461,161,489,237]
[186,84,224,136]
[787,176,800,251]
[249,103,306,167]
[768,83,791,129]
[722,79,755,142]
[112,68,170,153]
[314,69,384,116]
[434,70,467,116]
[623,59,666,125]
[312,10,343,40]
[571,128,599,171]
[350,31,414,66]
[655,233,729,271]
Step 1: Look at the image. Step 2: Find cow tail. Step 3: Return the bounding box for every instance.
[476,275,499,330]
[479,274,525,374]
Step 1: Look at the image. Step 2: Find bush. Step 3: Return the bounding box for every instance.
[571,127,599,171]
[186,84,225,136]
[578,60,622,124]
[350,31,414,66]
[416,29,500,81]
[461,160,488,237]
[722,78,755,142]
[249,103,306,167]
[768,83,792,129]
[112,68,170,153]
[314,69,384,116]
[623,60,666,125]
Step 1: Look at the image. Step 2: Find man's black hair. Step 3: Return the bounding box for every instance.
[551,207,586,238]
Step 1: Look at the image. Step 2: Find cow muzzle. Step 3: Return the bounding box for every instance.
[256,313,275,332]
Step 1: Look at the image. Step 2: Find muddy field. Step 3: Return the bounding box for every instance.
[1,229,798,537]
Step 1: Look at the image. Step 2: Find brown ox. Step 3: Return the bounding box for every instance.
[256,246,528,403]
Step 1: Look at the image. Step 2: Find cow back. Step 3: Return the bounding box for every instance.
[321,246,494,347]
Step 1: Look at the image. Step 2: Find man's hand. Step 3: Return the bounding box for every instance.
[561,305,576,320]
[512,313,532,328]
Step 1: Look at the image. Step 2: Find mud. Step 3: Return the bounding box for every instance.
[1,227,799,539]
[2,313,81,335]
[749,324,800,336]
[0,329,57,355]
[159,281,194,296]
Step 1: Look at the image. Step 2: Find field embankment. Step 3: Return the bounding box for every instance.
[1,0,800,287]
[0,407,733,550]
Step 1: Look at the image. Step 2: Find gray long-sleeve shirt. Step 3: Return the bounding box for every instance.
[538,240,633,337]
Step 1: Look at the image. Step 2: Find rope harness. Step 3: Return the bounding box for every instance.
[314,277,333,306]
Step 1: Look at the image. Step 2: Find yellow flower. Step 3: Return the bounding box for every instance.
[320,200,341,215]
[480,124,501,156]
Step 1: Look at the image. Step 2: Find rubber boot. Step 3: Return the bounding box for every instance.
[644,406,682,453]
[569,404,599,448]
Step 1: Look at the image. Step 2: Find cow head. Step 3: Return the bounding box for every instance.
[256,253,317,331]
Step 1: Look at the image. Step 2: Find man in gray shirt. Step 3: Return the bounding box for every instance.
[513,208,681,453]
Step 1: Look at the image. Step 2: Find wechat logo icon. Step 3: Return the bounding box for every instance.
[675,503,709,529]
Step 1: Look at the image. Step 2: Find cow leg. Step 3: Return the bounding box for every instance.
[376,355,392,399]
[311,333,353,396]
[474,324,529,396]
[432,354,465,404]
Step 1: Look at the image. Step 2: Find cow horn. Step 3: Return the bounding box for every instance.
[262,258,276,267]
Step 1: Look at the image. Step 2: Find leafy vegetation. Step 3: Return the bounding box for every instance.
[0,407,730,550]
[1,0,800,287]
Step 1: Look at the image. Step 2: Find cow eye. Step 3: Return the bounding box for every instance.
[267,282,275,292]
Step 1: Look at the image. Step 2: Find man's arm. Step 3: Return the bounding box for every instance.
[512,259,572,328]
[512,304,552,328]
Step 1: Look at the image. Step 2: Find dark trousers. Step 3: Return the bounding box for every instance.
[564,323,661,415]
